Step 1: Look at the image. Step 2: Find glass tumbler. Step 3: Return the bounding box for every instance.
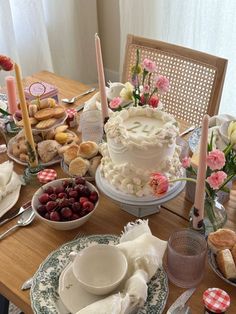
[165,229,207,288]
[79,110,103,144]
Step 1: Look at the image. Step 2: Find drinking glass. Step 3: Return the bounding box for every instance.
[79,110,103,144]
[165,229,207,288]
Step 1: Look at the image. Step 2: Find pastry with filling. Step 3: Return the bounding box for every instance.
[37,140,61,163]
[78,141,99,159]
[69,157,90,176]
[216,249,236,280]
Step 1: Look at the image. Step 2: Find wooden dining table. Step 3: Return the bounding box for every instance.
[0,71,235,314]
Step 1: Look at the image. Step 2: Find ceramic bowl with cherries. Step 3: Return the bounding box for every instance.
[32,177,99,230]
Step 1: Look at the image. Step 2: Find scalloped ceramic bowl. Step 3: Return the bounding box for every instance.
[32,178,99,230]
[70,244,128,295]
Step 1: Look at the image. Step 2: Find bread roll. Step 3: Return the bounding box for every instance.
[69,157,90,176]
[208,228,236,253]
[63,144,79,165]
[37,140,61,163]
[78,141,99,159]
[216,249,236,280]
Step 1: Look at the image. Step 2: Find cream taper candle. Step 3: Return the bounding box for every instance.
[14,63,38,168]
[193,114,209,230]
[95,33,109,122]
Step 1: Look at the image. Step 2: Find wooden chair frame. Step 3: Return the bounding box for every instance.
[122,34,228,125]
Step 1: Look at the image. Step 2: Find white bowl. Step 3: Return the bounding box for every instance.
[32,178,99,230]
[71,244,128,295]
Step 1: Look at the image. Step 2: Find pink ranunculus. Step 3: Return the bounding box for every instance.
[206,171,227,190]
[0,55,14,71]
[182,156,191,168]
[109,97,122,109]
[155,75,170,94]
[206,149,226,170]
[148,95,159,108]
[142,58,157,73]
[143,84,150,94]
[149,172,169,196]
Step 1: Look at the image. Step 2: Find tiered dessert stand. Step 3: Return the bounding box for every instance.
[95,166,186,218]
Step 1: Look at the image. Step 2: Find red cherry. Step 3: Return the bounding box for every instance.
[61,207,73,219]
[38,193,50,204]
[82,201,94,212]
[75,177,86,185]
[71,213,80,220]
[68,190,78,199]
[89,191,99,203]
[37,205,47,216]
[44,186,54,195]
[72,202,81,213]
[49,194,57,201]
[55,185,64,195]
[50,211,60,221]
[79,197,89,205]
[58,192,67,199]
[46,201,58,212]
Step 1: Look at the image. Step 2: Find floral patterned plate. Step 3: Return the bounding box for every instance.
[30,234,169,314]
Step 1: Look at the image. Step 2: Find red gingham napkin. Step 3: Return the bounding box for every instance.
[37,169,57,184]
[203,288,230,313]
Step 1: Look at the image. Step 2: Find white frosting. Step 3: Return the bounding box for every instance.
[100,107,182,197]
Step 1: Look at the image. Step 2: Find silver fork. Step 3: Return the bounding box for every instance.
[21,232,86,290]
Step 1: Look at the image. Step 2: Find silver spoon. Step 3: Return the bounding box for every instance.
[61,87,96,104]
[0,208,35,240]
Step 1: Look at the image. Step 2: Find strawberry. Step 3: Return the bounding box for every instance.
[0,55,14,71]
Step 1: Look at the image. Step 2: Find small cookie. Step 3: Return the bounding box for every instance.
[35,118,57,129]
[54,106,65,119]
[55,125,68,133]
[16,117,38,126]
[34,108,55,121]
[63,144,79,165]
[69,157,90,176]
[78,141,99,159]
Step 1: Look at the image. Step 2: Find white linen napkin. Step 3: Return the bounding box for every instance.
[76,219,167,314]
[0,161,23,202]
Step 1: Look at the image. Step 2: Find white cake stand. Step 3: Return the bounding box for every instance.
[95,166,186,218]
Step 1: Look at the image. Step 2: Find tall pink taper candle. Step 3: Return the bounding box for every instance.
[5,75,17,114]
[193,114,209,230]
[95,33,109,122]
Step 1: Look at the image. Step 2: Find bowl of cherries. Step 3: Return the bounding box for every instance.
[32,177,99,230]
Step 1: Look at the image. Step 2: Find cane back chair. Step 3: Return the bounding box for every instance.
[122,34,228,126]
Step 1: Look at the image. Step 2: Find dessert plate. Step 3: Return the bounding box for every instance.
[0,183,21,218]
[30,234,169,314]
[208,250,236,287]
[95,165,185,204]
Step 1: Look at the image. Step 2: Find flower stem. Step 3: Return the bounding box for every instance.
[169,177,211,198]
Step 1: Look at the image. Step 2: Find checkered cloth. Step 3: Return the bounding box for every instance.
[203,288,230,313]
[66,108,77,116]
[37,169,57,184]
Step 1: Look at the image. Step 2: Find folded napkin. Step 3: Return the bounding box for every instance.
[0,161,23,202]
[76,220,167,314]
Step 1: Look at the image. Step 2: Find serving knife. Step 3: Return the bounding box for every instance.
[167,288,195,314]
[180,126,196,137]
[0,201,31,227]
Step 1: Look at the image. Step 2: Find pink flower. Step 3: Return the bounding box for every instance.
[109,97,122,109]
[143,84,150,94]
[149,172,169,196]
[206,149,226,170]
[155,75,170,94]
[148,95,159,108]
[182,156,191,168]
[142,58,157,73]
[206,171,227,190]
[0,55,14,71]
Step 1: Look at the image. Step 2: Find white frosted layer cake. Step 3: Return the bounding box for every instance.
[100,106,183,197]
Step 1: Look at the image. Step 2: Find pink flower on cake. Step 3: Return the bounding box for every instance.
[182,156,191,168]
[143,84,150,94]
[206,171,227,190]
[155,75,170,94]
[206,149,226,170]
[149,172,169,196]
[0,55,14,71]
[109,97,122,109]
[142,58,157,73]
[148,95,159,108]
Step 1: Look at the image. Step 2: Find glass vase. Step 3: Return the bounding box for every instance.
[189,196,227,236]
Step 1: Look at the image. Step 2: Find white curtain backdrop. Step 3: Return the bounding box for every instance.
[0,0,98,86]
[119,0,236,115]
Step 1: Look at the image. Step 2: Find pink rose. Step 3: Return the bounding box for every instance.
[142,58,157,73]
[182,156,191,168]
[148,95,159,108]
[155,75,170,94]
[206,171,227,190]
[140,94,147,105]
[109,97,122,109]
[149,172,169,196]
[206,149,226,170]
